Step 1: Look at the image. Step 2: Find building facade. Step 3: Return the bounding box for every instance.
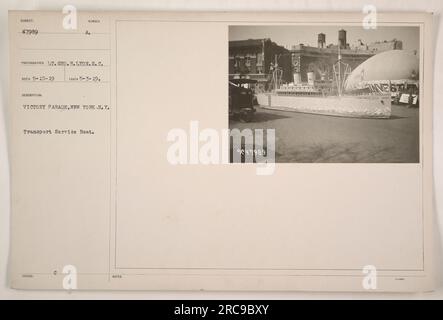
[228,38,293,84]
[229,30,402,85]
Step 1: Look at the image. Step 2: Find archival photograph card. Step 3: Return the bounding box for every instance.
[7,11,435,292]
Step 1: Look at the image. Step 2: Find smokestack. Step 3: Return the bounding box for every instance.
[338,29,347,49]
[318,33,326,48]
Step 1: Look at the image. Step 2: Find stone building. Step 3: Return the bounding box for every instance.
[228,38,293,84]
[229,29,403,84]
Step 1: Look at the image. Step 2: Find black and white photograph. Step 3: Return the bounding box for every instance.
[229,25,420,163]
[1,4,441,302]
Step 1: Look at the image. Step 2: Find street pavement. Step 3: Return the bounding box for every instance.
[229,105,419,163]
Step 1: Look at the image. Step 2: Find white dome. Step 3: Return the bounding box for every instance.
[344,50,419,91]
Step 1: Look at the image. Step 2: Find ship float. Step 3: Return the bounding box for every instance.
[255,47,392,119]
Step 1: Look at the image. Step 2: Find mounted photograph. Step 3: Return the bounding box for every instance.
[229,25,420,163]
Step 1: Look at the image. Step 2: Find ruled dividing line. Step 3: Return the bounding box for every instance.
[20,64,110,67]
[18,32,110,35]
[20,81,110,83]
[19,48,111,51]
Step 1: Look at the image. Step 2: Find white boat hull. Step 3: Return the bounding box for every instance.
[256,93,391,118]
